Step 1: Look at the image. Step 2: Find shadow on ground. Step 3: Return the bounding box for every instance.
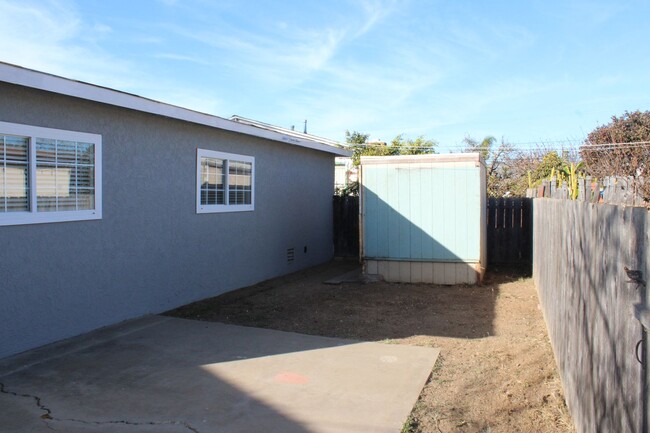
[167,260,530,341]
[164,260,574,433]
[0,316,438,433]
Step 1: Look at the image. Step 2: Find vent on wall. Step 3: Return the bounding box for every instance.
[287,248,295,264]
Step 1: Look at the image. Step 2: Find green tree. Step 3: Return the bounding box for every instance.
[463,135,496,161]
[345,130,370,146]
[346,130,395,166]
[530,151,565,181]
[462,135,513,197]
[346,130,437,165]
[390,134,437,156]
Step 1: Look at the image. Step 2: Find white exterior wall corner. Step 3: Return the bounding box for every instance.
[0,81,336,359]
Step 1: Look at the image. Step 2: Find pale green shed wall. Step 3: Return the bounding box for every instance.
[360,154,486,283]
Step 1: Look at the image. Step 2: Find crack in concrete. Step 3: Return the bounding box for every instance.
[0,382,53,419]
[46,417,202,433]
[0,382,201,433]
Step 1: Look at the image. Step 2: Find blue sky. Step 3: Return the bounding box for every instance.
[1,0,649,151]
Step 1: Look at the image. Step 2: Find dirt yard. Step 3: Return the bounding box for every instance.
[166,260,575,433]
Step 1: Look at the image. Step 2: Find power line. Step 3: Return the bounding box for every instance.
[345,139,650,152]
[581,141,650,150]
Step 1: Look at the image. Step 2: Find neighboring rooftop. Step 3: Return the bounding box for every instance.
[0,62,350,157]
[230,115,343,149]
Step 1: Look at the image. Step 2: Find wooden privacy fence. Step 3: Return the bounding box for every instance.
[527,175,648,207]
[534,198,649,433]
[333,195,359,257]
[486,198,532,267]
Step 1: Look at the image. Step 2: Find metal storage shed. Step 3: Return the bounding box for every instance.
[360,153,487,284]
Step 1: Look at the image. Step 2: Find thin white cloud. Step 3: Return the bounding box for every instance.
[166,22,348,87]
[92,23,112,34]
[355,0,403,37]
[153,53,212,66]
[277,28,347,72]
[134,35,166,44]
[284,5,542,143]
[156,0,404,90]
[1,0,631,149]
[0,1,226,117]
[1,0,79,39]
[0,0,136,90]
[565,1,626,26]
[444,18,534,61]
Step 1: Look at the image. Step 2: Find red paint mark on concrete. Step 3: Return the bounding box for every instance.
[274,372,310,384]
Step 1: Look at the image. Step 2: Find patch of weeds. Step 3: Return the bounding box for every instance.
[401,413,420,433]
[432,353,444,373]
[402,391,432,433]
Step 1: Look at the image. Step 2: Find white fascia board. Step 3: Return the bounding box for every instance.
[0,62,351,157]
[360,152,485,166]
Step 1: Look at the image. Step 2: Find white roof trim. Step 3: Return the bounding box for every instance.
[0,62,351,157]
[230,115,343,148]
[360,152,486,166]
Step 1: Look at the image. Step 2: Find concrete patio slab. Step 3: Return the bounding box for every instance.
[0,316,439,433]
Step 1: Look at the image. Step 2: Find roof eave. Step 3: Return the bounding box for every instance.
[0,62,351,157]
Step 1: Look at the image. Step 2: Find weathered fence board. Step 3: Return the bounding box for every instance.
[533,198,649,433]
[486,198,532,266]
[333,195,359,257]
[527,176,648,207]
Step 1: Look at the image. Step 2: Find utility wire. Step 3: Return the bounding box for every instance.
[345,139,650,152]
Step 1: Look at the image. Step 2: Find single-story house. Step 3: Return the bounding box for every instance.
[0,62,350,359]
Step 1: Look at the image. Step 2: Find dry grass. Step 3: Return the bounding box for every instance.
[167,260,575,433]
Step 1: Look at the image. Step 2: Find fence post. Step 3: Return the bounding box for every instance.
[603,177,612,203]
[550,177,557,197]
[578,178,586,202]
[542,180,550,198]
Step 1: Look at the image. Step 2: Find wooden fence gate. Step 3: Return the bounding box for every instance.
[333,195,359,257]
[486,197,532,267]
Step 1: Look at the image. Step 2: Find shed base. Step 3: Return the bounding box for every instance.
[364,260,482,285]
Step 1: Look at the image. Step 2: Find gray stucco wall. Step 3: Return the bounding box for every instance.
[0,82,335,359]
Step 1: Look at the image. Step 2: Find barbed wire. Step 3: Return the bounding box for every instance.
[580,141,650,150]
[344,139,650,152]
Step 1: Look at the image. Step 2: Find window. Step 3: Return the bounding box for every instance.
[196,149,254,213]
[0,121,102,226]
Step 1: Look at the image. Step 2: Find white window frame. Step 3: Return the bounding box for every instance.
[196,148,255,213]
[0,121,102,226]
